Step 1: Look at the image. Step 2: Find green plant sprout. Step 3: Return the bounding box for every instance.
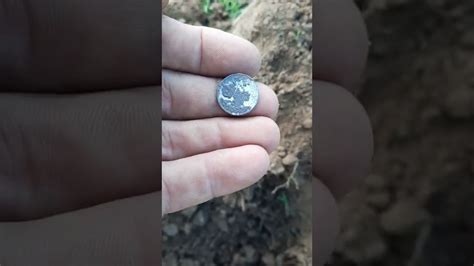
[201,0,212,14]
[200,0,244,19]
[220,0,243,18]
[277,193,290,217]
[294,29,303,42]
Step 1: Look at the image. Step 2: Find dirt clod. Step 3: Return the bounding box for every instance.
[364,174,388,190]
[181,206,197,218]
[366,192,391,209]
[282,154,298,166]
[163,223,179,237]
[192,209,208,227]
[270,158,286,175]
[442,86,474,119]
[261,252,276,266]
[380,199,429,235]
[302,118,312,129]
[332,1,474,265]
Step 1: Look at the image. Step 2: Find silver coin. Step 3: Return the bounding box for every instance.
[216,73,259,116]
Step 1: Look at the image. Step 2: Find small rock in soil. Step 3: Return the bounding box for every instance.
[277,145,287,157]
[262,252,276,265]
[278,150,287,157]
[364,238,388,261]
[442,86,474,119]
[460,30,474,48]
[232,246,259,266]
[247,229,258,237]
[180,206,197,218]
[365,174,388,190]
[380,199,430,235]
[366,191,391,209]
[270,158,286,175]
[342,228,387,263]
[231,254,245,265]
[163,253,178,266]
[163,223,179,237]
[282,154,298,166]
[302,118,312,129]
[243,245,259,264]
[276,248,306,266]
[183,223,192,235]
[179,258,197,266]
[421,106,442,121]
[214,216,229,232]
[192,210,209,227]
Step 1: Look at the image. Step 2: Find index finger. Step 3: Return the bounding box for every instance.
[162,16,261,77]
[314,0,369,92]
[1,0,161,92]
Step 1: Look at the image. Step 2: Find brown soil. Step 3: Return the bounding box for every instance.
[330,1,474,266]
[162,1,313,265]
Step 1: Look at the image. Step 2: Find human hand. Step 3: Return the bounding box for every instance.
[313,0,373,265]
[0,0,163,221]
[161,2,280,215]
[1,0,162,263]
[0,193,160,265]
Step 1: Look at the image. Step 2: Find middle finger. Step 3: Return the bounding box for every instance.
[162,116,280,161]
[0,88,160,220]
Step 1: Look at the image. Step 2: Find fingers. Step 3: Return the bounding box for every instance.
[162,145,269,215]
[313,178,340,266]
[313,81,373,199]
[0,88,160,221]
[0,0,160,92]
[162,116,280,161]
[162,16,261,77]
[162,70,278,120]
[314,0,369,92]
[0,193,160,265]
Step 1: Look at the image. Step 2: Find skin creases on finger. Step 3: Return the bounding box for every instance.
[1,0,161,92]
[162,145,270,215]
[0,88,160,221]
[162,116,280,161]
[0,193,160,265]
[162,16,261,77]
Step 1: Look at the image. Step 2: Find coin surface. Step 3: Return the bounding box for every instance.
[216,73,259,116]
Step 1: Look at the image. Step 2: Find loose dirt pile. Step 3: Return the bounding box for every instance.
[330,1,474,265]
